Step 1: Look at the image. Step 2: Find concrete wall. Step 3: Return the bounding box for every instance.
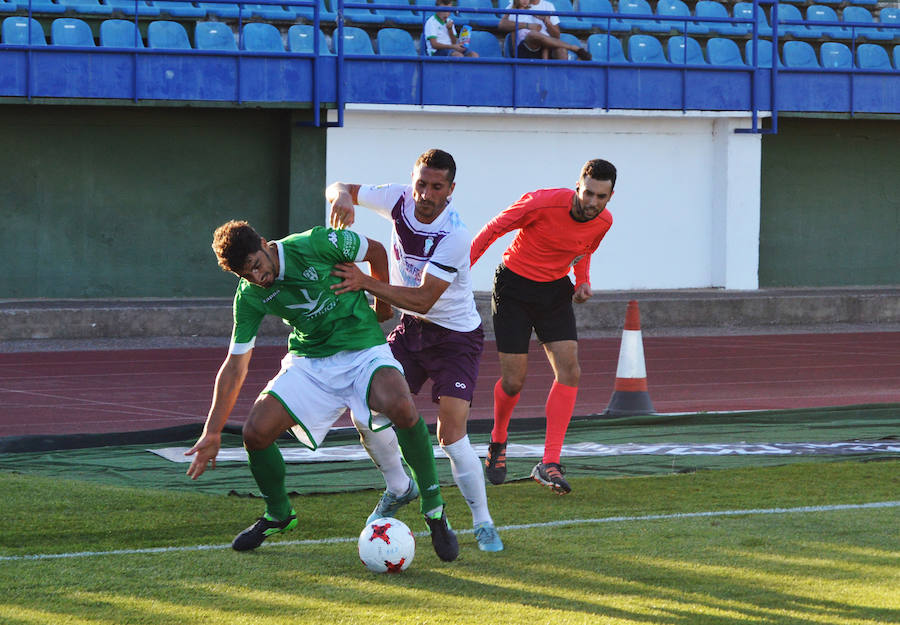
[326,106,762,292]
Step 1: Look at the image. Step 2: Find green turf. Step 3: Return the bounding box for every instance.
[1,459,898,624]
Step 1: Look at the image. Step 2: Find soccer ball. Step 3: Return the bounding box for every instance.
[358,517,415,573]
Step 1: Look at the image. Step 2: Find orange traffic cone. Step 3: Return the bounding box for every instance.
[603,300,656,417]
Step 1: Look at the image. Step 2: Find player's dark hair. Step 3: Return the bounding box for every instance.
[581,159,617,190]
[416,149,457,184]
[212,220,263,273]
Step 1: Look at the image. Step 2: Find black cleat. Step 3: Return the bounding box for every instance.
[485,441,508,485]
[232,511,298,551]
[425,511,459,562]
[531,462,572,495]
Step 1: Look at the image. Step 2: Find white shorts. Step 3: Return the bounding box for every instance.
[261,344,402,449]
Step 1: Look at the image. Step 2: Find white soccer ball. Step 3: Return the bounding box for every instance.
[358,517,415,573]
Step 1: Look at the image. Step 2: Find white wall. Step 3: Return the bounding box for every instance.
[325,106,762,292]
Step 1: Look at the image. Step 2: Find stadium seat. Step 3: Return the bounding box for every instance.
[783,40,819,67]
[587,32,625,61]
[848,0,877,6]
[878,9,900,42]
[894,44,900,69]
[855,42,891,69]
[667,34,706,64]
[293,0,337,23]
[577,0,628,32]
[0,0,16,14]
[151,1,207,17]
[60,0,114,15]
[51,17,94,46]
[467,29,500,57]
[106,0,161,16]
[772,4,812,39]
[732,2,771,37]
[287,23,332,53]
[241,21,284,51]
[744,38,781,67]
[706,36,745,66]
[615,0,670,34]
[1,16,47,45]
[806,5,850,40]
[198,2,241,18]
[99,18,144,46]
[147,19,191,48]
[819,41,852,67]
[558,32,584,59]
[841,6,894,43]
[372,0,420,26]
[334,25,374,54]
[241,3,299,20]
[627,33,667,63]
[341,0,385,25]
[656,0,708,36]
[376,26,416,55]
[455,0,500,29]
[694,1,749,36]
[195,21,236,50]
[548,0,589,32]
[14,0,66,13]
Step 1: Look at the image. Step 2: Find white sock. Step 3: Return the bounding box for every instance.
[441,435,492,527]
[357,425,412,495]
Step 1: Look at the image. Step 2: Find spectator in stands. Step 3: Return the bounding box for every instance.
[499,0,590,60]
[425,0,479,57]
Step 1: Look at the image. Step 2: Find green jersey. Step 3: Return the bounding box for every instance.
[229,227,386,358]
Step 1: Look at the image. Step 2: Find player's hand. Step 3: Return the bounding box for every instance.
[184,432,222,480]
[331,262,368,294]
[573,282,592,304]
[329,194,356,229]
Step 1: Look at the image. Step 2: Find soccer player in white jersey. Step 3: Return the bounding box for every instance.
[325,149,503,552]
[185,220,459,562]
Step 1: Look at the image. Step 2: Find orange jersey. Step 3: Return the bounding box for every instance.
[470,188,613,285]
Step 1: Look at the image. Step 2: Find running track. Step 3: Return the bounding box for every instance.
[2,331,899,438]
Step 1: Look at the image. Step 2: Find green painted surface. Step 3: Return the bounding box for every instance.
[1,106,325,298]
[760,118,900,287]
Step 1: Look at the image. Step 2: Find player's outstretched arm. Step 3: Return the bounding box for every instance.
[326,182,361,229]
[185,350,252,479]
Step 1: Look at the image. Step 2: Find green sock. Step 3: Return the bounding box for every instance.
[395,416,444,516]
[247,443,293,520]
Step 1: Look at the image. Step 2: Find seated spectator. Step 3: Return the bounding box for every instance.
[425,0,480,57]
[499,0,589,60]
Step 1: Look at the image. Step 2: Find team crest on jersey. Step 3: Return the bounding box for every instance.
[328,231,339,247]
[424,237,434,255]
[303,267,319,281]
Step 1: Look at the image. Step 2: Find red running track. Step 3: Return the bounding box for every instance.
[1,332,899,438]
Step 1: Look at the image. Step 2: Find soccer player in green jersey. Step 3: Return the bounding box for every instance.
[185,220,458,562]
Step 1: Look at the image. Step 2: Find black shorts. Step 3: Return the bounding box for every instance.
[491,264,577,354]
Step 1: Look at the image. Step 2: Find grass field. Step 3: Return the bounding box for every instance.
[2,459,899,625]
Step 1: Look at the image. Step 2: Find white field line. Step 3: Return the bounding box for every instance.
[3,500,898,563]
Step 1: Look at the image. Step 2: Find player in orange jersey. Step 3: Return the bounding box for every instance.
[469,159,616,494]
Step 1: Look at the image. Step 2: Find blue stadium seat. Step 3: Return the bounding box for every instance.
[455,0,500,29]
[732,2,771,37]
[198,2,241,18]
[375,0,420,26]
[744,38,781,66]
[1,16,47,44]
[241,3,299,20]
[879,9,900,42]
[656,0,708,35]
[894,44,900,68]
[147,19,191,48]
[706,36,745,66]
[615,0,670,34]
[820,41,852,67]
[376,26,416,55]
[195,21,236,50]
[667,34,706,64]
[106,0,161,16]
[0,0,17,13]
[694,1,748,36]
[292,0,337,23]
[51,17,94,46]
[61,0,114,15]
[342,0,385,25]
[14,0,66,13]
[100,18,144,46]
[773,4,812,39]
[841,6,893,43]
[577,0,628,32]
[334,25,374,54]
[467,29,500,56]
[627,33,667,63]
[241,21,284,51]
[150,1,206,18]
[548,0,588,32]
[783,40,819,67]
[848,0,877,6]
[287,23,332,53]
[806,5,850,39]
[587,32,625,61]
[558,32,584,59]
[856,42,891,68]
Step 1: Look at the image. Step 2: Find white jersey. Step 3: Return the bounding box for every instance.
[505,0,559,39]
[357,183,482,332]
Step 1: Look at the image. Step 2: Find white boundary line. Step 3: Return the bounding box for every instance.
[3,500,898,563]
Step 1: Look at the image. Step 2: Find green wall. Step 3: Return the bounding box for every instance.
[2,105,326,298]
[760,118,900,287]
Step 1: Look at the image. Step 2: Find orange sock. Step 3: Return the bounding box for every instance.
[491,378,519,444]
[543,381,578,465]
